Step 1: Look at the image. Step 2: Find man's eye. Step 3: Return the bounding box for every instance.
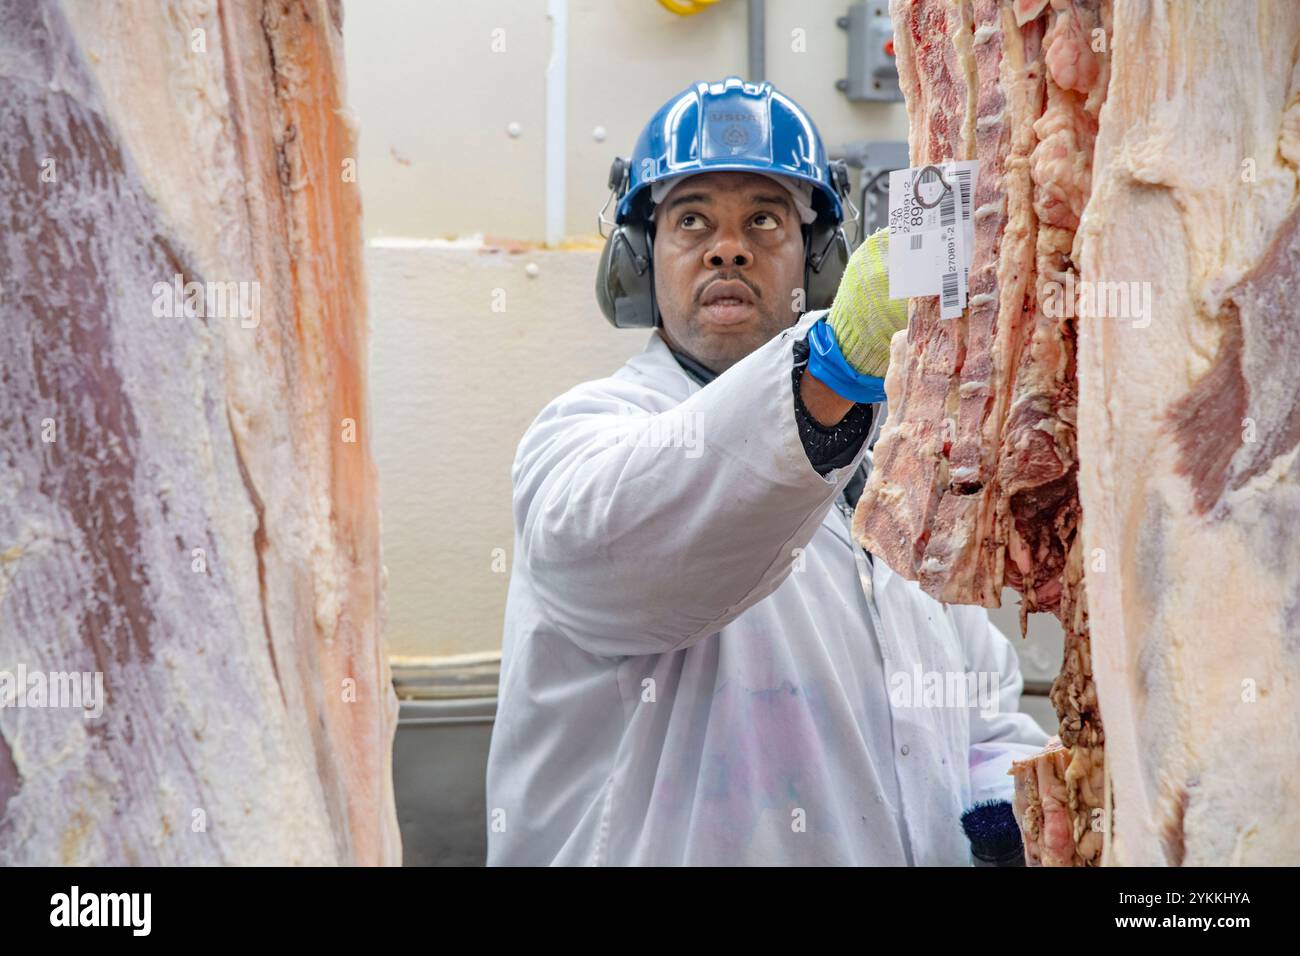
[752,213,778,230]
[679,213,706,230]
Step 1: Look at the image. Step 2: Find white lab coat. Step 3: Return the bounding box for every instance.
[486,309,1048,866]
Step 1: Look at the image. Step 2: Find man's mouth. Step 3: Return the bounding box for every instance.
[700,281,758,325]
[700,300,754,326]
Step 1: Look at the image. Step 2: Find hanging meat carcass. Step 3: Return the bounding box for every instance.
[0,0,400,864]
[862,0,1300,865]
[1076,0,1300,866]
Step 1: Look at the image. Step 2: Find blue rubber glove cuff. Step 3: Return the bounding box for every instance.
[805,318,887,404]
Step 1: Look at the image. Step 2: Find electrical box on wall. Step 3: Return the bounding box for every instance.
[837,2,902,103]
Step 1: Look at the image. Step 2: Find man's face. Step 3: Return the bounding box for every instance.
[651,171,807,373]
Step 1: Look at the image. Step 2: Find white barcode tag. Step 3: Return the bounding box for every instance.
[887,160,978,319]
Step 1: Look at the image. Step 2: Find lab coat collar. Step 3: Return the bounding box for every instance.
[624,311,830,404]
[666,344,717,388]
[619,332,704,404]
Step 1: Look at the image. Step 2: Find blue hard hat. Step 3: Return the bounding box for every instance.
[616,76,843,226]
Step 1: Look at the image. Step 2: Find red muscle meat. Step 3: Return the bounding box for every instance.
[857,0,1111,865]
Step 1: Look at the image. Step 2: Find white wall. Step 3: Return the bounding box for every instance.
[365,241,638,658]
[343,0,911,243]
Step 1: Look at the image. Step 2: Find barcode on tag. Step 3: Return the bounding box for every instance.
[909,233,924,251]
[941,271,959,310]
[940,185,956,228]
[953,165,974,263]
[953,167,972,221]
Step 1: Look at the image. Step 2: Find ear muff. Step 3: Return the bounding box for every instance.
[596,220,659,328]
[803,219,851,312]
[803,159,853,311]
[597,156,661,328]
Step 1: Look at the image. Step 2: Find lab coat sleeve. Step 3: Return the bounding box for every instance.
[513,320,865,657]
[951,605,1052,805]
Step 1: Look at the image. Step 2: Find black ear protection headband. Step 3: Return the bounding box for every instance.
[595,158,857,329]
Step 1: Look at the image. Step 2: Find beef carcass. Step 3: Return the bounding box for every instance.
[1077,0,1300,865]
[861,0,1300,865]
[860,0,1110,865]
[0,0,400,864]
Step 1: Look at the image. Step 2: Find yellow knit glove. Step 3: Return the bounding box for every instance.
[826,227,909,379]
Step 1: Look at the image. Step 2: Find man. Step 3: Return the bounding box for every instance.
[486,77,1048,866]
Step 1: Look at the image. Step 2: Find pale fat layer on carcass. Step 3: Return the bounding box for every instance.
[1077,0,1300,866]
[0,0,398,865]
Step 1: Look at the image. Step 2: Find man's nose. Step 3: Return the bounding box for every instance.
[704,230,751,269]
